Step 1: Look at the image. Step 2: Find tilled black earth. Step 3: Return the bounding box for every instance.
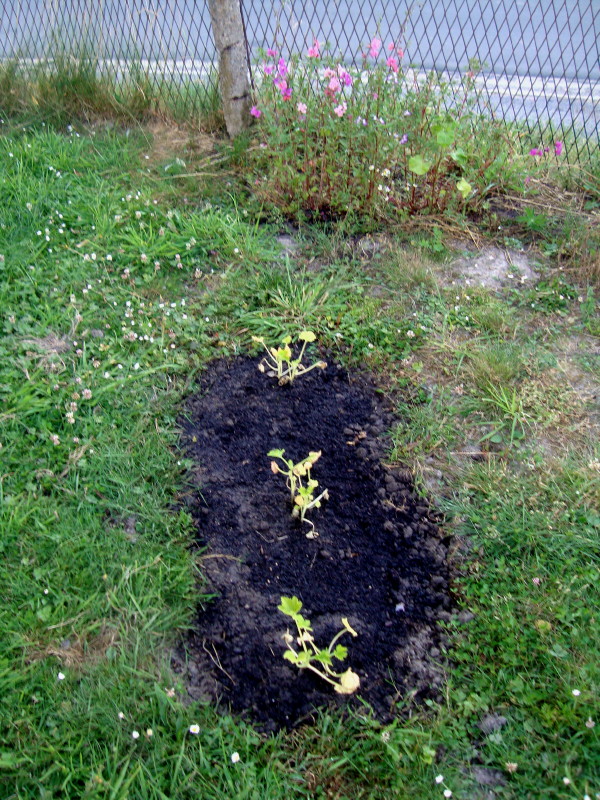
[173,356,451,731]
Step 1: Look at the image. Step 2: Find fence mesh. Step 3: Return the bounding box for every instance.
[0,0,598,158]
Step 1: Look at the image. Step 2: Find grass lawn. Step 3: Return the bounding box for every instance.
[0,120,598,799]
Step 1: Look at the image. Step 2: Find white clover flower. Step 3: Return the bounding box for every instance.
[189,724,200,734]
[118,711,125,719]
[132,731,140,740]
[435,776,444,784]
[443,791,452,799]
[572,689,581,697]
[57,672,65,680]
[231,752,240,763]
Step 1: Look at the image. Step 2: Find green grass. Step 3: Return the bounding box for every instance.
[1,124,599,799]
[0,53,224,131]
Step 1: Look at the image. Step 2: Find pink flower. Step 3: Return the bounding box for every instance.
[529,148,542,157]
[323,68,336,79]
[555,140,563,156]
[250,105,261,118]
[297,102,307,114]
[266,48,277,57]
[368,37,382,59]
[328,76,341,93]
[277,58,288,77]
[333,102,347,117]
[280,87,292,101]
[307,39,320,58]
[264,64,274,75]
[337,66,353,86]
[386,56,399,73]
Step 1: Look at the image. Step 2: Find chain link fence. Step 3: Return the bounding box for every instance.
[0,0,598,157]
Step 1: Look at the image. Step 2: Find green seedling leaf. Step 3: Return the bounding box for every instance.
[278,596,303,616]
[283,650,300,665]
[268,448,285,459]
[408,154,431,175]
[456,177,472,199]
[295,614,313,631]
[332,644,348,661]
[315,650,334,666]
[298,330,316,342]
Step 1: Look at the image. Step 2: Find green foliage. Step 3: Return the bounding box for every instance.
[278,596,360,694]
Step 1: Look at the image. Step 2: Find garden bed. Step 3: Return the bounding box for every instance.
[174,356,451,731]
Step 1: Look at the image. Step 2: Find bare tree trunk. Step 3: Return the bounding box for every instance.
[207,0,252,137]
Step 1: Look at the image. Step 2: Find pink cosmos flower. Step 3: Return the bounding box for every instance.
[264,64,275,75]
[334,102,347,117]
[297,102,307,114]
[281,87,292,101]
[368,37,382,59]
[266,48,277,57]
[555,140,563,156]
[250,105,261,118]
[307,39,320,58]
[278,58,288,77]
[328,76,341,93]
[386,56,399,73]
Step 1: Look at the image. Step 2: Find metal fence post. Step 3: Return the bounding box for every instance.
[207,0,252,136]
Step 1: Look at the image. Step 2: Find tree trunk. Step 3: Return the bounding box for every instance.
[207,0,252,137]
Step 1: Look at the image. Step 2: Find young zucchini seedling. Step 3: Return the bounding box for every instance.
[268,448,329,537]
[278,596,360,695]
[252,330,327,385]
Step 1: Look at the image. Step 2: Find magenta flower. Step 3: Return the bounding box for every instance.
[555,140,563,156]
[266,48,277,57]
[386,56,399,73]
[529,148,542,157]
[264,64,274,75]
[307,39,321,58]
[368,37,382,59]
[400,133,408,144]
[333,102,347,117]
[328,76,341,93]
[297,102,307,114]
[281,87,292,101]
[250,105,261,118]
[277,58,288,77]
[337,66,353,86]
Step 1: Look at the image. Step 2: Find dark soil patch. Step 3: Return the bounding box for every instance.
[174,356,451,731]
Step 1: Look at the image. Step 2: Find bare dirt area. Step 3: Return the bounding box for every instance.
[173,356,451,731]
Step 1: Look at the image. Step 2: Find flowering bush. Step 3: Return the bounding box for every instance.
[249,40,519,222]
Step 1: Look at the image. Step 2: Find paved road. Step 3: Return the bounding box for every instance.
[1,0,598,136]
